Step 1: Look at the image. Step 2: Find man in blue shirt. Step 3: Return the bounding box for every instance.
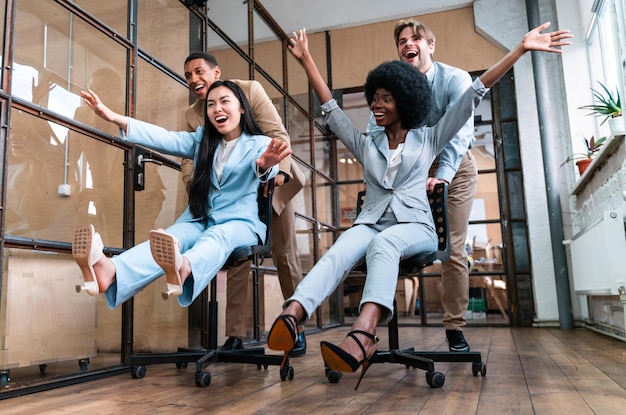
[369,19,477,352]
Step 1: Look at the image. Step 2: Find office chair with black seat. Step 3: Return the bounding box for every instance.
[129,180,294,387]
[328,182,486,388]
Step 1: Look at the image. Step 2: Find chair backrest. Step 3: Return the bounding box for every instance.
[354,182,450,272]
[224,180,274,267]
[399,182,449,274]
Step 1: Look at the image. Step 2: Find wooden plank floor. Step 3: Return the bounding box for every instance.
[0,326,624,414]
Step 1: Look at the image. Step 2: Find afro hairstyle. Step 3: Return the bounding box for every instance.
[363,60,431,129]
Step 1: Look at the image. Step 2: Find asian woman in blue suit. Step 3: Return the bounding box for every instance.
[72,80,291,310]
[267,23,572,389]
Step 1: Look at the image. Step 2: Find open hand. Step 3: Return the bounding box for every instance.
[522,22,573,53]
[256,139,292,171]
[288,28,308,60]
[80,89,117,122]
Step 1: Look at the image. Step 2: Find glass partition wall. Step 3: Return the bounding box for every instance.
[0,0,336,396]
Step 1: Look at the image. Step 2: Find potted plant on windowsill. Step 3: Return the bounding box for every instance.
[561,135,606,175]
[578,82,623,136]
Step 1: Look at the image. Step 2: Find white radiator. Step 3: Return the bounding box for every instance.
[564,210,626,295]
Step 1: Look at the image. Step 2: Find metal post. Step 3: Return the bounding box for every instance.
[525,0,573,329]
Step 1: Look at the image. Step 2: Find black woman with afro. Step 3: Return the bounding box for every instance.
[266,24,572,389]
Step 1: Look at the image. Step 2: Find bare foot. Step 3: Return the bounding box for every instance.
[339,302,381,360]
[92,255,116,292]
[338,327,378,362]
[179,256,192,283]
[282,301,306,322]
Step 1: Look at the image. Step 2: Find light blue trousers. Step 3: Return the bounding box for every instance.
[106,219,257,308]
[288,212,437,324]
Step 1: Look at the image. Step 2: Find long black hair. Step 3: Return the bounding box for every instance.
[363,60,431,129]
[188,80,264,225]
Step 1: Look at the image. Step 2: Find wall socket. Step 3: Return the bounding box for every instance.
[58,184,71,197]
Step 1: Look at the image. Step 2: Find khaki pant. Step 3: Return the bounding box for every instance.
[430,152,477,331]
[225,199,303,337]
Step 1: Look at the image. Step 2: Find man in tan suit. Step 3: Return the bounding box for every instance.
[182,52,307,354]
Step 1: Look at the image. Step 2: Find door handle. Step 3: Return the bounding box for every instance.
[134,148,163,191]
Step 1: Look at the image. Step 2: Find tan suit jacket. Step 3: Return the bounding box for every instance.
[183,79,304,215]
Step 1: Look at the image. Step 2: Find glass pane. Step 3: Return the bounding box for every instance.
[512,221,530,271]
[0,248,121,390]
[468,223,503,266]
[66,131,126,248]
[205,1,248,50]
[474,89,493,122]
[318,290,342,328]
[253,12,283,88]
[512,272,534,324]
[136,58,188,130]
[472,123,495,171]
[296,163,314,219]
[342,91,369,132]
[137,0,191,71]
[209,35,250,81]
[74,68,127,133]
[7,110,125,246]
[287,30,327,97]
[132,270,189,353]
[420,275,443,323]
[288,98,312,166]
[132,59,194,351]
[13,1,127,119]
[293,220,319,327]
[497,71,517,120]
[507,171,526,220]
[474,172,500,221]
[314,129,332,177]
[338,183,365,228]
[74,0,128,36]
[468,273,508,324]
[502,121,521,169]
[295,216,314,273]
[337,140,364,182]
[316,174,334,226]
[134,163,186,243]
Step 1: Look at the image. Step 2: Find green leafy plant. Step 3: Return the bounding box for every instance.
[578,82,622,125]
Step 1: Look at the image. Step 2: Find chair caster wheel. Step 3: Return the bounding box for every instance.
[195,371,211,387]
[327,370,342,383]
[279,365,294,381]
[426,371,445,388]
[472,361,487,377]
[131,365,146,379]
[176,362,188,369]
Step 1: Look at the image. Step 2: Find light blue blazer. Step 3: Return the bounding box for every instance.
[321,78,488,230]
[122,118,277,241]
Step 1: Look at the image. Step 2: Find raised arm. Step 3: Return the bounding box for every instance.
[479,22,572,88]
[288,28,333,104]
[80,89,129,133]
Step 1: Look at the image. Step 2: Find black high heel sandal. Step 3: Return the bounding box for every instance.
[267,314,298,369]
[320,330,379,390]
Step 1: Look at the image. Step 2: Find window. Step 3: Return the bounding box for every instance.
[584,0,625,139]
